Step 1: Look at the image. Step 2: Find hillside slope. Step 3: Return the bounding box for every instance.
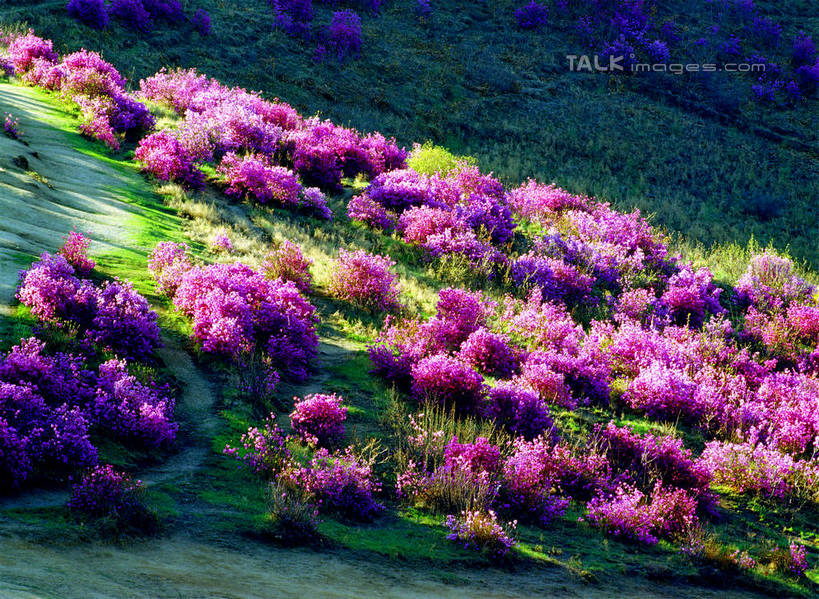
[3,0,819,265]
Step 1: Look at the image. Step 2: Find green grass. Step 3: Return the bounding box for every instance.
[4,0,819,267]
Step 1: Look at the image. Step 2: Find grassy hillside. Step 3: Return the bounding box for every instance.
[3,0,819,266]
[0,77,815,597]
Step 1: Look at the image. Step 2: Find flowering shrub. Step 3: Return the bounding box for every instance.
[147,241,192,297]
[4,112,20,139]
[323,10,362,61]
[788,542,809,577]
[515,2,548,31]
[286,448,382,521]
[7,32,58,73]
[584,484,658,545]
[290,393,347,448]
[265,479,321,545]
[134,131,204,189]
[446,510,517,562]
[58,231,95,274]
[170,262,318,380]
[109,0,152,33]
[484,383,553,440]
[261,240,313,293]
[67,464,145,518]
[209,231,233,254]
[411,354,487,413]
[192,9,211,35]
[327,249,401,312]
[94,359,177,447]
[347,194,396,231]
[224,413,292,478]
[458,328,518,377]
[17,251,161,360]
[67,0,110,30]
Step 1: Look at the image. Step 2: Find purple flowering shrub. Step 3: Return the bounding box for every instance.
[321,10,362,61]
[67,0,110,30]
[289,393,347,448]
[135,131,204,189]
[446,509,517,562]
[411,354,487,414]
[58,231,95,274]
[67,464,155,529]
[17,251,161,360]
[147,241,192,297]
[168,261,318,380]
[483,383,553,440]
[109,0,153,33]
[458,328,518,377]
[327,249,401,312]
[224,413,292,477]
[261,240,313,293]
[515,2,548,31]
[286,448,383,521]
[192,9,211,35]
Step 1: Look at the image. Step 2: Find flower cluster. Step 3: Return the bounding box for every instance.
[134,130,204,189]
[67,464,144,518]
[157,257,318,381]
[289,393,347,448]
[4,112,20,139]
[17,250,161,360]
[57,231,95,274]
[7,36,154,150]
[260,240,313,293]
[445,509,517,562]
[327,249,401,312]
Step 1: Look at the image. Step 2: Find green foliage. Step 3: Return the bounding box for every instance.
[406,141,476,177]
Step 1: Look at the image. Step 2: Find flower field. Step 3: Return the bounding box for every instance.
[0,12,817,599]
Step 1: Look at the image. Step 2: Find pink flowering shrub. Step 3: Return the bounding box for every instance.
[699,440,818,501]
[411,354,487,413]
[289,393,347,448]
[135,131,204,189]
[583,481,699,546]
[218,153,300,205]
[446,509,517,562]
[347,194,397,231]
[261,240,313,293]
[147,241,192,297]
[58,231,95,274]
[224,413,292,478]
[170,262,318,380]
[7,32,57,73]
[286,448,382,521]
[17,252,161,360]
[209,231,234,254]
[458,328,518,377]
[327,249,401,312]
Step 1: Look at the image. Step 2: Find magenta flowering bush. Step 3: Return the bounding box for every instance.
[327,249,401,312]
[17,251,161,360]
[286,448,383,521]
[169,261,319,380]
[58,231,95,274]
[446,509,517,562]
[224,413,292,478]
[147,241,192,297]
[7,32,58,73]
[192,9,211,35]
[347,194,397,231]
[584,483,658,544]
[135,131,204,189]
[458,328,518,377]
[290,393,348,448]
[68,464,144,518]
[411,354,487,413]
[261,240,313,293]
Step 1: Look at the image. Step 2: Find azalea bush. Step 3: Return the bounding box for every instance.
[328,249,401,312]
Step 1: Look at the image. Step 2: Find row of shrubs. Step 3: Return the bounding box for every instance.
[67,0,211,36]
